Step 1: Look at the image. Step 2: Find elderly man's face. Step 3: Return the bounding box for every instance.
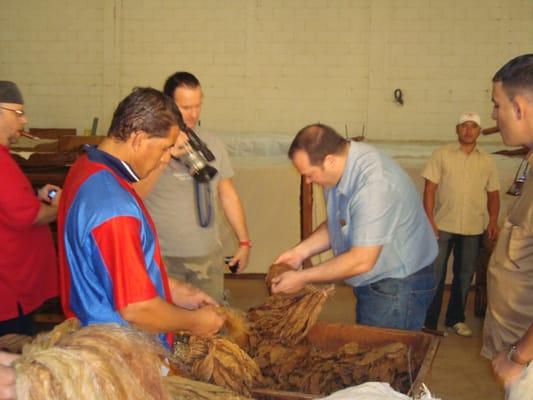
[0,102,27,147]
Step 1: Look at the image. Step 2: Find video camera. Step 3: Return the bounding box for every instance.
[177,127,218,183]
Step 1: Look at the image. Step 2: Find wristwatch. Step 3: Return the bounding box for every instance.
[507,345,530,366]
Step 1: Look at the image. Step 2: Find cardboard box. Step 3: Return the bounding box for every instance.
[252,321,440,400]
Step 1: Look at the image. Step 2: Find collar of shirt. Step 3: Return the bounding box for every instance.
[84,145,140,183]
[453,142,480,154]
[336,141,365,198]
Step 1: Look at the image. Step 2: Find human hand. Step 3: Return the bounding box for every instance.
[274,248,305,270]
[37,184,62,206]
[492,350,525,387]
[189,305,226,338]
[270,270,306,294]
[487,222,500,242]
[227,246,250,273]
[170,130,190,158]
[0,352,19,400]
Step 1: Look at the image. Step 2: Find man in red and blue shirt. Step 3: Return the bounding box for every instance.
[58,87,224,348]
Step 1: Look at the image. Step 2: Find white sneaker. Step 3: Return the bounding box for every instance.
[451,322,472,337]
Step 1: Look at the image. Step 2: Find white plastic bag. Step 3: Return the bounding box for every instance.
[319,382,441,400]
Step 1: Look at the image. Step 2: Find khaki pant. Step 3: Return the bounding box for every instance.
[164,248,225,303]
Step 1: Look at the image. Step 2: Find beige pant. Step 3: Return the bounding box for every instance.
[164,249,225,303]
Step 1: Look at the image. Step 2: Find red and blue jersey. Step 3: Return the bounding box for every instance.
[58,146,172,347]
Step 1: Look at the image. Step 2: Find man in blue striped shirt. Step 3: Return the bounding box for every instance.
[272,123,437,331]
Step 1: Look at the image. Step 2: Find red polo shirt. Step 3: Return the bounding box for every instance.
[0,145,58,320]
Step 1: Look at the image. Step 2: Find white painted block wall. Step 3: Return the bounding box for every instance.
[0,0,531,139]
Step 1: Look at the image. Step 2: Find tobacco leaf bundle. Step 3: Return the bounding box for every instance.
[247,283,335,347]
[264,263,294,293]
[256,340,421,395]
[0,334,32,354]
[15,323,170,400]
[244,264,421,395]
[23,318,80,355]
[171,335,263,397]
[163,375,252,400]
[218,307,251,352]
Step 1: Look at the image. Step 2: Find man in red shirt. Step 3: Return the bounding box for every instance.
[0,81,60,336]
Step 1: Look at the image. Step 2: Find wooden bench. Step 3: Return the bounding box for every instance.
[29,128,76,139]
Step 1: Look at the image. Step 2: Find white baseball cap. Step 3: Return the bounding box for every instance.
[457,112,481,127]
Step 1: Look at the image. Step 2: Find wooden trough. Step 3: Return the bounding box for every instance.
[252,321,440,400]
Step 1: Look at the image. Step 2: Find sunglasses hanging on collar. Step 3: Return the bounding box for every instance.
[506,159,530,196]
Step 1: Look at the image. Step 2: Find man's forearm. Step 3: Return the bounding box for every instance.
[218,178,249,241]
[300,245,381,283]
[423,182,437,223]
[487,190,500,225]
[294,221,331,260]
[120,296,202,333]
[33,203,58,225]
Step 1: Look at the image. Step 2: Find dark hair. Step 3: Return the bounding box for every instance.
[288,123,348,165]
[493,54,533,101]
[163,72,201,98]
[107,87,183,141]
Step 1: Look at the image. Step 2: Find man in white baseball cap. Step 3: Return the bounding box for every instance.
[422,111,501,336]
[457,111,482,126]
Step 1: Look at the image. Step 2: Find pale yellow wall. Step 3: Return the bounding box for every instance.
[0,0,531,139]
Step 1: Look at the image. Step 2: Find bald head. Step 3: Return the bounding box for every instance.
[288,123,348,166]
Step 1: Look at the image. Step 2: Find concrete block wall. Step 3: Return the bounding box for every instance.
[0,0,531,140]
[0,0,107,132]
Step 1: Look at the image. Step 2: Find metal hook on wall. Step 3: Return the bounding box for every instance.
[394,88,404,106]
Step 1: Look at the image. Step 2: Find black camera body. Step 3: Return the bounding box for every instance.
[187,128,215,163]
[177,128,218,183]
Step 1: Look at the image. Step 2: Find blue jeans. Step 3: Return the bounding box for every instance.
[353,265,436,331]
[424,231,482,329]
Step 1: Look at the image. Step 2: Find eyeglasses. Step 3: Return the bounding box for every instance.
[0,106,25,118]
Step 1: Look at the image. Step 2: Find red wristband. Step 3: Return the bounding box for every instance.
[239,240,252,248]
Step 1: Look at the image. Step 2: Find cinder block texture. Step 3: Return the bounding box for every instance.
[0,0,531,139]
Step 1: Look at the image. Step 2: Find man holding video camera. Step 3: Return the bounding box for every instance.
[136,72,250,303]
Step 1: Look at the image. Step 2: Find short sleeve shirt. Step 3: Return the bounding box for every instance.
[145,130,234,257]
[326,142,438,287]
[0,145,58,320]
[482,151,533,358]
[58,146,173,347]
[421,144,500,235]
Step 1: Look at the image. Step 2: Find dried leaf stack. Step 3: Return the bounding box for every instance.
[171,335,263,397]
[14,323,170,400]
[248,266,335,347]
[163,375,252,400]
